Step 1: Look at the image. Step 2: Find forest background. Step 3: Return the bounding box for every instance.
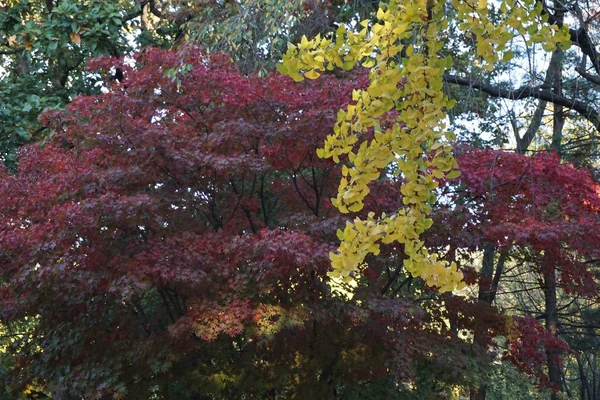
[2,0,600,399]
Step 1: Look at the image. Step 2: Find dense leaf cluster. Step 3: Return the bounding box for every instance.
[1,1,600,393]
[0,48,505,398]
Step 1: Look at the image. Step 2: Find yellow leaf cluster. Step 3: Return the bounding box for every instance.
[278,0,570,293]
[453,0,571,67]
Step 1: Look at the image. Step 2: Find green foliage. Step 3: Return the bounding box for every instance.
[486,361,551,400]
[0,0,183,166]
[185,0,380,75]
[187,0,303,75]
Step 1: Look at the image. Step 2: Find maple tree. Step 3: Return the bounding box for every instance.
[426,146,600,397]
[0,47,514,399]
[3,0,600,398]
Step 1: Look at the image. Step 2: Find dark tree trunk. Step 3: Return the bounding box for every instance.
[546,6,565,398]
[470,244,507,400]
[576,354,593,400]
[544,254,561,400]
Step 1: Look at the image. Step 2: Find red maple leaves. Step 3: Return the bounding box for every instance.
[452,146,600,295]
[0,47,598,397]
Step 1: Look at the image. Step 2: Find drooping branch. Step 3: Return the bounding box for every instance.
[443,73,600,133]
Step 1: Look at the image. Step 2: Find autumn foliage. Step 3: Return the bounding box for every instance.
[0,48,467,398]
[434,147,600,387]
[0,48,599,398]
[453,148,600,294]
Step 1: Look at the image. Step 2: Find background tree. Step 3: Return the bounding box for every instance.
[186,0,379,75]
[3,0,600,399]
[0,0,190,167]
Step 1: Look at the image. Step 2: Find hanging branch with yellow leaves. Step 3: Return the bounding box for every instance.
[277,0,571,292]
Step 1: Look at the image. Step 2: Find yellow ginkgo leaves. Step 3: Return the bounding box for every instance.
[278,0,571,292]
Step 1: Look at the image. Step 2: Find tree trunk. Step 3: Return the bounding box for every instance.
[470,244,507,400]
[551,46,565,155]
[544,253,561,400]
[576,354,593,400]
[545,6,565,397]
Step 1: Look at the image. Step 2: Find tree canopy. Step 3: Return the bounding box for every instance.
[2,0,600,399]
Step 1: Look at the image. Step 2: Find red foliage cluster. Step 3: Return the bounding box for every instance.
[453,146,600,295]
[504,316,569,388]
[0,48,489,398]
[429,146,600,295]
[2,47,595,397]
[428,146,600,388]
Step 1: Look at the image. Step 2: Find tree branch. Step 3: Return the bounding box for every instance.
[148,0,164,19]
[514,49,563,153]
[575,66,600,86]
[443,73,600,133]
